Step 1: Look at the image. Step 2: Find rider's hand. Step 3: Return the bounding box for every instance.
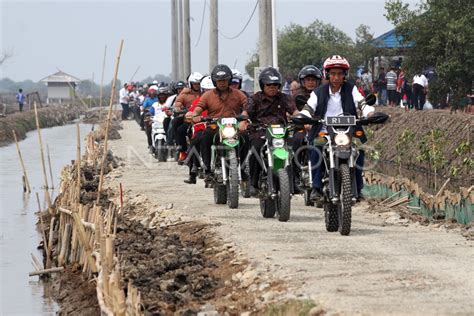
[239,120,249,132]
[192,115,202,124]
[304,124,312,131]
[184,111,193,122]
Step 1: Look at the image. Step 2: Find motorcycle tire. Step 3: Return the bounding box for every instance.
[304,189,314,206]
[227,151,239,209]
[338,163,352,235]
[214,183,227,204]
[260,196,276,218]
[324,202,339,232]
[155,140,167,162]
[277,169,291,222]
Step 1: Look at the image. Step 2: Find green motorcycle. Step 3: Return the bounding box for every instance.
[207,117,242,209]
[255,124,293,221]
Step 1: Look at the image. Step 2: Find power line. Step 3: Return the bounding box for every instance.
[194,0,207,47]
[216,0,259,40]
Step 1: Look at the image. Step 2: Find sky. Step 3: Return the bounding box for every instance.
[1,0,419,83]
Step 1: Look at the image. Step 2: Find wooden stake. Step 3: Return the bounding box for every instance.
[58,223,72,266]
[34,103,51,208]
[435,178,451,199]
[76,123,81,203]
[35,192,50,268]
[12,130,31,193]
[97,39,124,204]
[31,253,44,270]
[46,145,54,190]
[29,267,64,277]
[99,45,107,119]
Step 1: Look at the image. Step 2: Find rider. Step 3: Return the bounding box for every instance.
[174,72,203,162]
[183,76,213,184]
[299,55,374,201]
[188,64,248,181]
[142,85,159,152]
[165,80,186,147]
[240,67,299,196]
[149,86,172,134]
[292,65,323,193]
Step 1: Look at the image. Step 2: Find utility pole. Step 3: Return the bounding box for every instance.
[209,0,218,72]
[259,0,272,67]
[271,0,278,68]
[178,0,184,80]
[171,0,179,80]
[183,0,191,77]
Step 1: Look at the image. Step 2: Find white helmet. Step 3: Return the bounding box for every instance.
[152,80,158,85]
[200,76,215,90]
[231,69,243,89]
[188,72,204,87]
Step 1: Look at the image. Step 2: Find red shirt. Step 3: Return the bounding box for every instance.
[189,97,208,137]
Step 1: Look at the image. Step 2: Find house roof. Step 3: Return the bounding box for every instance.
[371,29,413,49]
[40,70,81,83]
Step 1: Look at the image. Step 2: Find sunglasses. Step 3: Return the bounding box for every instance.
[265,83,280,87]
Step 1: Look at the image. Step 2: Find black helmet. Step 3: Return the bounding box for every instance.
[298,65,322,86]
[258,67,282,91]
[157,86,169,96]
[211,64,232,86]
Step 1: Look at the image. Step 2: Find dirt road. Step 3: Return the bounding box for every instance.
[109,121,473,315]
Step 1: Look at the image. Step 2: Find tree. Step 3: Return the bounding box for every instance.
[245,19,355,79]
[354,24,377,70]
[0,50,13,66]
[385,0,474,108]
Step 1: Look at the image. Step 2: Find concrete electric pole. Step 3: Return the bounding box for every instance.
[171,0,179,81]
[183,0,191,77]
[209,0,218,72]
[259,0,273,68]
[178,0,184,80]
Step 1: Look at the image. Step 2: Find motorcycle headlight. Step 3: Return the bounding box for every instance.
[334,134,350,146]
[272,138,285,148]
[222,126,237,139]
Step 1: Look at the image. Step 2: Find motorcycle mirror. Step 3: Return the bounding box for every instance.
[236,114,249,122]
[291,114,315,125]
[365,94,376,106]
[295,95,307,109]
[359,112,389,125]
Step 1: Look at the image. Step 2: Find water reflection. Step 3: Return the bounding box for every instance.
[0,123,92,315]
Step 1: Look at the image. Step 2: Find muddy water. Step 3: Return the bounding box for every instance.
[0,123,93,315]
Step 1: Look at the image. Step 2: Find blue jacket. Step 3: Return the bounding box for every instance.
[142,97,157,109]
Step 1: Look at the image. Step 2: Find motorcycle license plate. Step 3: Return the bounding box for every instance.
[221,117,237,125]
[326,116,356,126]
[271,127,285,135]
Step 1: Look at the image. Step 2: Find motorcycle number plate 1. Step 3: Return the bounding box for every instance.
[221,117,237,125]
[326,116,356,126]
[272,127,285,135]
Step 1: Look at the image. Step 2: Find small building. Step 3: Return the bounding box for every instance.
[40,70,80,104]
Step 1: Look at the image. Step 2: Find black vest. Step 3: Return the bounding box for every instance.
[310,82,367,143]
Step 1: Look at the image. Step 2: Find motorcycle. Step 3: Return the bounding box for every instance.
[151,108,171,162]
[203,116,245,209]
[293,94,388,235]
[252,123,293,222]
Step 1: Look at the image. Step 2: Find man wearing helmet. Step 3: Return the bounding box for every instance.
[291,65,323,193]
[188,64,248,179]
[174,72,204,162]
[300,55,374,201]
[239,66,299,196]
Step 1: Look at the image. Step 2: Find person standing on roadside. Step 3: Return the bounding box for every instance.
[16,88,26,112]
[119,83,130,120]
[376,67,387,106]
[386,66,398,107]
[413,72,429,110]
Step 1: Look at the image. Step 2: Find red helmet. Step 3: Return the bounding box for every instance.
[323,55,350,78]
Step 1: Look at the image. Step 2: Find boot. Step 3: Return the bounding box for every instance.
[184,173,197,184]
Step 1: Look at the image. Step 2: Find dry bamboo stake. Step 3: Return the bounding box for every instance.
[46,145,55,190]
[72,210,97,273]
[12,130,31,193]
[46,217,55,269]
[29,267,64,277]
[99,44,107,121]
[34,103,52,208]
[97,39,124,204]
[31,253,44,270]
[35,192,50,268]
[58,223,72,266]
[76,123,81,203]
[435,178,451,198]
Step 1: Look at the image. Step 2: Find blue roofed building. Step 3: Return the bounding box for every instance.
[372,29,413,50]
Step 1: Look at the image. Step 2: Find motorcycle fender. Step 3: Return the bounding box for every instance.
[222,139,240,148]
[272,148,289,161]
[156,134,166,140]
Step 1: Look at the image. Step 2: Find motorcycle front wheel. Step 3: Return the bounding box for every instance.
[276,169,291,222]
[338,163,352,235]
[227,150,239,209]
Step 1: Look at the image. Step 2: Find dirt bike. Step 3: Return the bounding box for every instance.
[203,116,245,209]
[251,123,293,222]
[293,94,388,235]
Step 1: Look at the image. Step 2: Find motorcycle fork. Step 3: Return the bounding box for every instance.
[350,149,359,200]
[328,144,338,202]
[266,145,276,197]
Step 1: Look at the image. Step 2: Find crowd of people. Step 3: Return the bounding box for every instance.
[118,55,378,205]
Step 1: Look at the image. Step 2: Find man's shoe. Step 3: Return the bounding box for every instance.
[356,192,365,203]
[184,173,197,184]
[177,152,187,165]
[310,188,323,202]
[148,145,154,154]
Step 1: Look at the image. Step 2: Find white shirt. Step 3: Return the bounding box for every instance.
[413,74,428,87]
[119,88,129,104]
